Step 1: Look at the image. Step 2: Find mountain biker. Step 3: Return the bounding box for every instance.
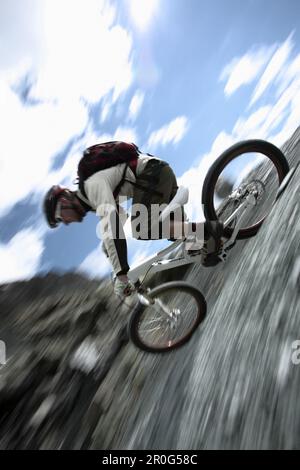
[43,142,223,298]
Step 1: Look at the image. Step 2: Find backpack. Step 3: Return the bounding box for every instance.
[78,141,140,180]
[77,141,140,200]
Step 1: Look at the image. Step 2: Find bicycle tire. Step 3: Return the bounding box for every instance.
[128,281,206,353]
[202,139,290,239]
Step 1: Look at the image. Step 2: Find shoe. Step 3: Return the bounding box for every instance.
[201,220,224,266]
[186,220,224,256]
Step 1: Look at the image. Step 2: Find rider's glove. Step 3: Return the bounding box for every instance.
[114,276,135,299]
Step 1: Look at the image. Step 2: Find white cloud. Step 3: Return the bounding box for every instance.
[256,79,296,136]
[177,166,205,222]
[1,1,133,104]
[111,126,138,144]
[218,34,300,149]
[209,131,236,158]
[129,90,144,121]
[100,99,111,123]
[269,80,300,146]
[29,0,133,104]
[147,116,189,149]
[220,46,275,96]
[127,236,168,273]
[0,0,135,216]
[178,131,236,222]
[232,106,273,140]
[0,82,88,217]
[82,126,138,150]
[130,247,150,269]
[249,34,294,107]
[128,0,159,31]
[0,228,44,283]
[219,32,299,142]
[232,76,300,146]
[276,53,300,97]
[0,0,44,74]
[77,243,111,279]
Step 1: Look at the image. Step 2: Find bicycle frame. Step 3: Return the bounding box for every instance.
[128,238,201,285]
[127,192,258,285]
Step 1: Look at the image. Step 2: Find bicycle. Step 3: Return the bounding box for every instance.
[126,139,291,353]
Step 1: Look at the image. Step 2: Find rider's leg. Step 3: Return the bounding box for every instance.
[131,161,222,252]
[169,220,224,254]
[132,161,181,240]
[168,221,205,244]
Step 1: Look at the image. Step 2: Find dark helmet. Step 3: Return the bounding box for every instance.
[43,185,66,228]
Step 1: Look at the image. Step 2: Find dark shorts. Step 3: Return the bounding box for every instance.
[131,159,185,239]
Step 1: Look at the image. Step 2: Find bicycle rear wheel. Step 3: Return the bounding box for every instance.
[128,281,206,353]
[202,140,289,239]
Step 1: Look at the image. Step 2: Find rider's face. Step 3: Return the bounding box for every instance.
[60,207,83,225]
[56,196,85,225]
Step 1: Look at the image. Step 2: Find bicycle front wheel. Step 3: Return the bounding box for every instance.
[128,281,206,353]
[202,139,290,239]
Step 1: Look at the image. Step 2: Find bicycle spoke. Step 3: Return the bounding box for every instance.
[135,288,200,349]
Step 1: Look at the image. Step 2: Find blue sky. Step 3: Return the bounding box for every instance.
[1,0,300,283]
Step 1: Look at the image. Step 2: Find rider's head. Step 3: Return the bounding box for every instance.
[43,185,86,228]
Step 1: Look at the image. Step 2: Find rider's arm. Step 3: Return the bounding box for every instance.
[115,200,129,226]
[84,167,130,275]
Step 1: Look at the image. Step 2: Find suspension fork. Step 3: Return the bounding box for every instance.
[136,282,175,319]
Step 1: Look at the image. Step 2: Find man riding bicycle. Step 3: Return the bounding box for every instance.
[43,141,222,298]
